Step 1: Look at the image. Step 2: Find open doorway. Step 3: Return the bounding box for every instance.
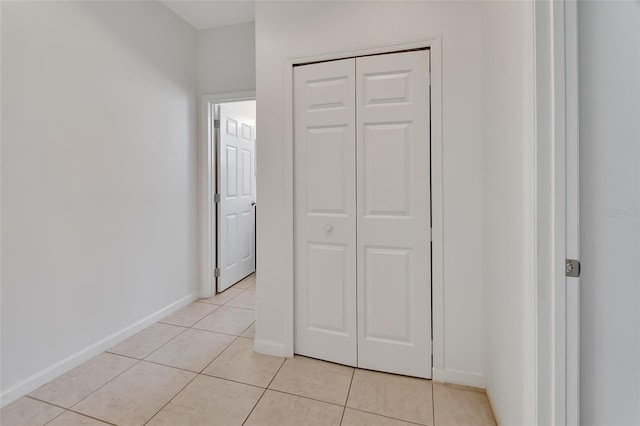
[201,93,256,298]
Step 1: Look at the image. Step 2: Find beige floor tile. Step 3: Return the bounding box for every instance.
[244,390,343,426]
[145,329,235,372]
[347,370,433,425]
[241,322,256,339]
[269,356,354,405]
[73,361,195,426]
[192,306,255,335]
[233,274,256,289]
[225,290,256,310]
[342,408,416,426]
[248,283,256,290]
[203,337,285,387]
[29,353,136,408]
[0,397,64,426]
[47,411,111,426]
[198,287,243,305]
[432,383,496,426]
[108,323,185,359]
[147,375,263,426]
[159,302,219,327]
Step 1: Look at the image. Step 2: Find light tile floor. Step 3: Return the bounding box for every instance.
[1,273,496,426]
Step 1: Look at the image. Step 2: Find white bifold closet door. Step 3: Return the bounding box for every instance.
[294,58,358,367]
[294,50,431,378]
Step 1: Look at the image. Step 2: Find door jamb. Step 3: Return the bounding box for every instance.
[200,91,256,298]
[280,38,444,374]
[534,1,580,423]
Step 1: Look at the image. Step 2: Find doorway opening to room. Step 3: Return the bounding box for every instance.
[201,93,257,297]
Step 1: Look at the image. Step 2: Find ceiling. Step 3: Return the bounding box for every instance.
[160,1,255,30]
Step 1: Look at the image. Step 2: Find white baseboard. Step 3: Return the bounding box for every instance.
[432,367,486,389]
[253,338,290,358]
[1,292,198,408]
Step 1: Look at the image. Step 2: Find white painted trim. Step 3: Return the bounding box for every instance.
[534,1,579,424]
[200,91,256,299]
[253,339,287,357]
[281,37,445,377]
[564,2,580,424]
[0,293,197,408]
[432,368,486,389]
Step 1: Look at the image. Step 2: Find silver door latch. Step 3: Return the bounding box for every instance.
[566,259,580,277]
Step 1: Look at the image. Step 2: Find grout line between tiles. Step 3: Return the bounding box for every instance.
[219,302,257,312]
[197,336,241,374]
[340,369,356,425]
[266,388,346,409]
[129,326,190,362]
[142,370,200,426]
[157,302,221,327]
[240,351,287,426]
[65,358,142,414]
[64,409,119,426]
[26,395,72,412]
[144,332,251,424]
[104,351,140,361]
[347,407,428,426]
[236,321,256,337]
[185,325,251,338]
[240,387,267,426]
[30,398,66,426]
[264,356,287,390]
[432,379,436,426]
[199,372,272,391]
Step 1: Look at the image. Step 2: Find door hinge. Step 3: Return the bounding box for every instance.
[214,119,220,129]
[566,259,581,278]
[214,268,220,278]
[214,193,221,203]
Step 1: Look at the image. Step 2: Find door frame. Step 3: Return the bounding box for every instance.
[534,0,580,424]
[276,38,445,377]
[200,91,256,298]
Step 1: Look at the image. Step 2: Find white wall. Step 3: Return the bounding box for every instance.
[1,1,198,406]
[254,0,486,386]
[197,21,256,96]
[482,1,536,425]
[579,2,640,424]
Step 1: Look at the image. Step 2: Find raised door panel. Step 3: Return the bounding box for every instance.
[225,145,238,198]
[363,247,412,344]
[356,50,432,378]
[307,243,350,335]
[294,58,357,367]
[363,122,411,217]
[306,126,350,216]
[224,213,238,268]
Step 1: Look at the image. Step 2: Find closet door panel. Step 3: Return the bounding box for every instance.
[294,59,357,366]
[356,50,432,378]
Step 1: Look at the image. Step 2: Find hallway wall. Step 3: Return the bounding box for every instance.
[579,2,640,424]
[197,21,256,96]
[254,0,486,387]
[482,1,536,424]
[1,1,198,406]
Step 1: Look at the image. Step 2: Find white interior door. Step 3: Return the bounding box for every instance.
[293,58,358,366]
[218,102,256,292]
[356,50,432,378]
[293,50,431,377]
